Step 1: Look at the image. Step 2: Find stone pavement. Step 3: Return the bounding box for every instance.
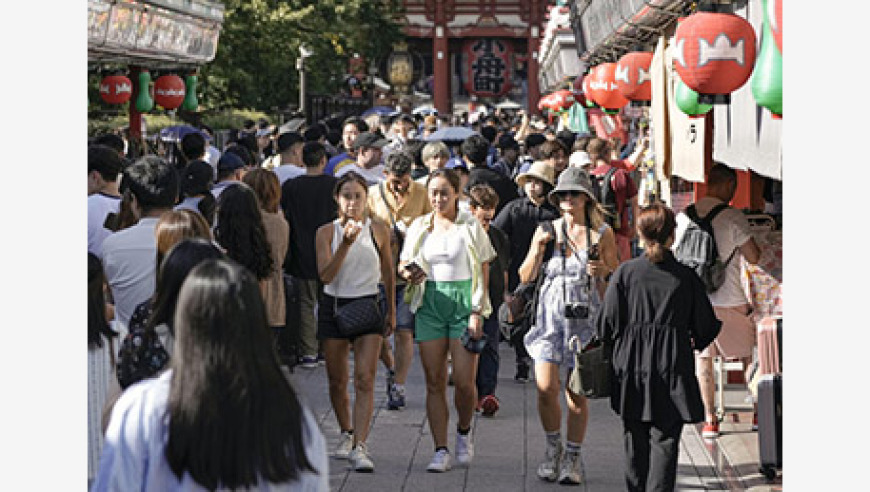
[287,342,782,491]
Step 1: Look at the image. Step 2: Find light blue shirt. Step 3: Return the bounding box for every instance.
[92,371,329,491]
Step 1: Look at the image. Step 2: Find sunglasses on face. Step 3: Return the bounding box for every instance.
[555,190,584,200]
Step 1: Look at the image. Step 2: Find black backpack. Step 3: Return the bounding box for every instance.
[674,203,736,293]
[589,167,620,229]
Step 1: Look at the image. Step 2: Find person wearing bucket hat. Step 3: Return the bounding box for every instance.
[492,161,559,383]
[517,165,619,485]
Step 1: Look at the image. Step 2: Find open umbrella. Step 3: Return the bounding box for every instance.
[361,106,396,117]
[413,104,438,116]
[159,125,208,143]
[426,126,478,143]
[495,100,522,110]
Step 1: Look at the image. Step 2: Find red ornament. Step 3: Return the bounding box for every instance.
[770,0,782,54]
[674,11,757,103]
[99,75,132,104]
[587,63,629,111]
[154,75,186,110]
[571,75,589,107]
[615,51,653,102]
[552,89,575,111]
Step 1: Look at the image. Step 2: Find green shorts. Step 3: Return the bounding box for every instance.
[414,279,472,342]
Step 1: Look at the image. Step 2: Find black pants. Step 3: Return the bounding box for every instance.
[623,418,683,492]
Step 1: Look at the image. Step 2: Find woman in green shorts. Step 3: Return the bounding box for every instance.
[399,169,497,473]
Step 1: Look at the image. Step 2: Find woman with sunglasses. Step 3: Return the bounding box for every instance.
[518,167,619,485]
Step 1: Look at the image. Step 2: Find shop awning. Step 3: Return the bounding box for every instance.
[88,0,225,69]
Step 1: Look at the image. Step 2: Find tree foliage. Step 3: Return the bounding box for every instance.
[200,0,405,111]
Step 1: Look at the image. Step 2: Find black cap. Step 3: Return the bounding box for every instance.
[352,132,389,150]
[525,133,547,149]
[217,151,245,171]
[496,134,520,149]
[277,132,304,153]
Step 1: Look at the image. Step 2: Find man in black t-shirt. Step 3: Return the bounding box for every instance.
[492,161,558,382]
[462,134,518,217]
[280,142,338,367]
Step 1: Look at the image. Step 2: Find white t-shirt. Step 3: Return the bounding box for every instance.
[335,163,385,186]
[422,226,472,281]
[88,193,121,258]
[273,164,306,185]
[101,217,159,331]
[92,371,329,491]
[674,196,752,307]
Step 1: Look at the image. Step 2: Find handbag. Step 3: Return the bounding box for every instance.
[333,223,384,337]
[568,336,611,399]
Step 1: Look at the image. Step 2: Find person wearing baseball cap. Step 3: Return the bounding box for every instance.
[492,160,559,384]
[267,132,306,184]
[335,132,389,185]
[211,151,246,199]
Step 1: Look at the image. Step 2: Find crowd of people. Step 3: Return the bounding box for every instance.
[87,105,770,491]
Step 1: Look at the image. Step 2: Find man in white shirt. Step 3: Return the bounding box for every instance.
[335,132,388,185]
[268,132,306,185]
[673,162,760,439]
[88,145,123,258]
[102,156,179,333]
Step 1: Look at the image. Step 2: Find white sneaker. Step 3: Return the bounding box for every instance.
[537,441,563,482]
[349,442,374,472]
[333,431,353,459]
[455,430,474,466]
[558,450,583,485]
[426,448,452,472]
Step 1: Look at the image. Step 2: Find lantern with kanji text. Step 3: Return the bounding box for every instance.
[154,75,186,110]
[673,7,757,104]
[616,51,653,104]
[100,75,132,105]
[552,89,575,112]
[587,63,629,114]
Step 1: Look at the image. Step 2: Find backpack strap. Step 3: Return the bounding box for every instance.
[601,166,618,204]
[704,203,729,224]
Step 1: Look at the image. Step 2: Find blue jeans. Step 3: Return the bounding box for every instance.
[476,314,500,397]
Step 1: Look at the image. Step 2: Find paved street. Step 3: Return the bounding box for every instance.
[287,342,781,491]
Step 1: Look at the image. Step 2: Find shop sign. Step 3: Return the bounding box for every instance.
[464,39,513,98]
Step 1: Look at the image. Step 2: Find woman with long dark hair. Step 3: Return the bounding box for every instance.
[399,168,497,472]
[315,171,395,472]
[116,239,224,389]
[214,182,274,282]
[595,203,721,491]
[93,259,328,490]
[518,167,619,485]
[88,253,117,484]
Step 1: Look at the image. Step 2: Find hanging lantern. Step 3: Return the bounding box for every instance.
[675,75,712,118]
[552,89,575,111]
[673,8,757,104]
[99,75,132,104]
[182,74,198,111]
[134,71,154,113]
[770,0,782,54]
[588,63,629,113]
[580,75,596,108]
[571,75,590,108]
[154,74,186,110]
[751,0,782,118]
[616,51,654,104]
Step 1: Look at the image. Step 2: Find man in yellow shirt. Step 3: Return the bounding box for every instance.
[368,151,432,410]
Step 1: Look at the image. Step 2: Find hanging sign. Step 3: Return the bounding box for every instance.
[463,38,513,98]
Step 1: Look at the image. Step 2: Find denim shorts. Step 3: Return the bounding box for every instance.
[414,279,472,343]
[378,283,415,331]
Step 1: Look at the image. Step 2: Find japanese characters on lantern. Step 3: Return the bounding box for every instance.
[464,38,513,98]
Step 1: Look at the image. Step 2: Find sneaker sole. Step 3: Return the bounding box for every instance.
[558,476,582,485]
[701,431,720,439]
[353,465,374,473]
[426,465,451,473]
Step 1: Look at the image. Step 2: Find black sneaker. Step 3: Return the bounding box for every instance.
[514,362,530,383]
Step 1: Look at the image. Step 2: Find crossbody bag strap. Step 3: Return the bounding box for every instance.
[378,183,398,230]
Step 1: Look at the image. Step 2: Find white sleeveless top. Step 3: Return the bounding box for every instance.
[324,218,381,298]
[421,225,472,281]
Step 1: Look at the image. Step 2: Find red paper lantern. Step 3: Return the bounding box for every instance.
[552,89,575,111]
[587,63,629,111]
[99,75,132,104]
[154,75,186,109]
[615,51,653,103]
[674,10,757,103]
[770,0,782,53]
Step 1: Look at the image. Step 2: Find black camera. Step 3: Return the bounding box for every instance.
[460,329,487,354]
[587,244,600,261]
[564,302,589,319]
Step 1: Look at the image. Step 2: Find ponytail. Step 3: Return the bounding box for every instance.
[636,202,676,263]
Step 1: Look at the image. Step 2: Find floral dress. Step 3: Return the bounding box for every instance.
[116,301,170,389]
[524,224,607,368]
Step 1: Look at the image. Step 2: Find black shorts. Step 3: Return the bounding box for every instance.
[316,292,385,341]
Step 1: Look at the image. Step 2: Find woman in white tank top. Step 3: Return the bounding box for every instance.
[315,171,395,472]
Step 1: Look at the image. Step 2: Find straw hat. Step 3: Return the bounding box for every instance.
[515,161,555,188]
[547,167,597,207]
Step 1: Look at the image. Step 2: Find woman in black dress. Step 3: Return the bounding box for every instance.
[595,203,721,492]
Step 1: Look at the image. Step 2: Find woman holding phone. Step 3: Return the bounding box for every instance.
[399,168,497,473]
